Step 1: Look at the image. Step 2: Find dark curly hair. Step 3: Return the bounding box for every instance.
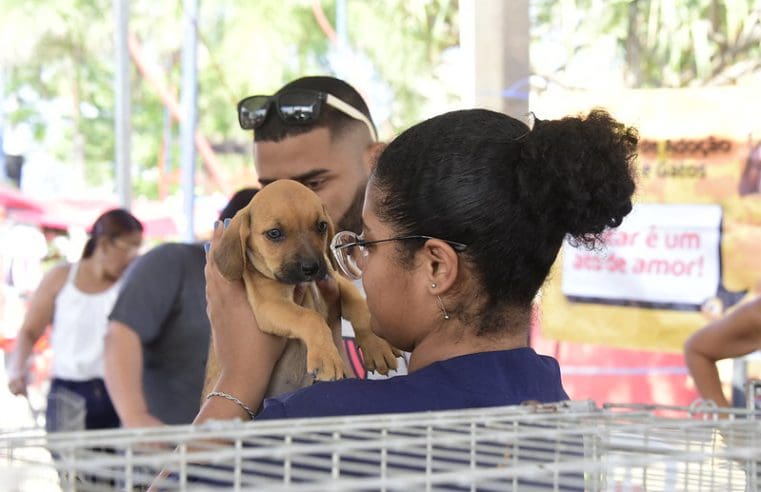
[253,76,375,143]
[371,108,638,335]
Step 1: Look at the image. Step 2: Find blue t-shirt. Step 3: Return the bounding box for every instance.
[256,347,568,420]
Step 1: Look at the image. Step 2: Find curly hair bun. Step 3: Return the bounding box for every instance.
[518,109,638,247]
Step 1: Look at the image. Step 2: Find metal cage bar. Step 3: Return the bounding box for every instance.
[2,400,759,491]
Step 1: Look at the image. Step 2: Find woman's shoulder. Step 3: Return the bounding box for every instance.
[42,261,73,287]
[258,377,404,420]
[32,262,72,299]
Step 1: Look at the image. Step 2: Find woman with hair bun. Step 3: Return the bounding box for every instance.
[203,108,638,421]
[8,208,143,431]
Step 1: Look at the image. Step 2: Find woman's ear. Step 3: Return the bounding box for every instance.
[96,235,111,252]
[419,239,459,293]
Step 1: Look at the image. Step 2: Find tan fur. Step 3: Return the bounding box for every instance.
[203,180,400,402]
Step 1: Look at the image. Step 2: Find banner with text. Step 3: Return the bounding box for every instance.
[532,87,761,351]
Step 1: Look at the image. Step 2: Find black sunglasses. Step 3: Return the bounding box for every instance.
[237,89,377,141]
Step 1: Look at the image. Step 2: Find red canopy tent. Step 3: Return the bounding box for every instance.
[0,185,178,238]
[0,185,47,214]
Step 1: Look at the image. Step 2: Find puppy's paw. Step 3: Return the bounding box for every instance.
[307,346,346,381]
[355,332,400,376]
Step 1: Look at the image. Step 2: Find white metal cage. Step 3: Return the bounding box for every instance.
[2,400,760,491]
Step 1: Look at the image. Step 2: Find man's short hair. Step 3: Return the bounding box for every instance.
[253,76,374,143]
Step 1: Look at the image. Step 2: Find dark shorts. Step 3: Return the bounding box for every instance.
[46,377,120,432]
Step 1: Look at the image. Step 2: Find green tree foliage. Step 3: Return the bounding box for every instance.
[0,0,114,184]
[2,1,759,198]
[0,0,464,196]
[532,0,761,88]
[0,0,461,197]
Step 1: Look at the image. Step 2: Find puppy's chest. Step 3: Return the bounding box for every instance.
[266,340,312,397]
[265,283,330,398]
[300,282,329,319]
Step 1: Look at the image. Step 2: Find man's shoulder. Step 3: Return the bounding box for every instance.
[121,242,204,286]
[147,241,205,257]
[137,242,204,266]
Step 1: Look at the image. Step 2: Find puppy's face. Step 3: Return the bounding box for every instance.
[215,180,336,284]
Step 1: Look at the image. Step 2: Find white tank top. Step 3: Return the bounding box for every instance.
[50,262,121,380]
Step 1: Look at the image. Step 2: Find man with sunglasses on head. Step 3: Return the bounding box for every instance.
[196,76,408,424]
[240,77,378,237]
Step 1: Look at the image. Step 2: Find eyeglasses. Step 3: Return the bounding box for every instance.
[110,237,141,255]
[237,89,378,141]
[330,230,467,280]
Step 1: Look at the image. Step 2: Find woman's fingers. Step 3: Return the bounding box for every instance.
[8,376,28,396]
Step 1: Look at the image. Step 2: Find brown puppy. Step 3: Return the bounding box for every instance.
[205,179,400,399]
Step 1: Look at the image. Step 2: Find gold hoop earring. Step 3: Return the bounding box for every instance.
[435,295,450,321]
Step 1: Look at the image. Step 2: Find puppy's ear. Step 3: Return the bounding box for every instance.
[213,210,250,280]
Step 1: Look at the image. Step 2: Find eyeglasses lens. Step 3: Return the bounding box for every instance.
[239,96,270,130]
[332,232,364,280]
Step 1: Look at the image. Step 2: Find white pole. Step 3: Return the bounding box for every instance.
[458,0,530,119]
[114,0,131,208]
[179,0,199,242]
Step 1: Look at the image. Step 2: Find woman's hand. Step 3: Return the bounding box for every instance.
[196,221,287,423]
[7,365,28,396]
[121,410,163,429]
[7,265,66,398]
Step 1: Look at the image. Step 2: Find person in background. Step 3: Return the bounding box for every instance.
[739,142,761,196]
[7,209,143,432]
[203,107,638,420]
[103,188,258,428]
[684,296,761,408]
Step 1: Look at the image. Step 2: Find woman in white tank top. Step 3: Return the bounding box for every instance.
[7,209,143,432]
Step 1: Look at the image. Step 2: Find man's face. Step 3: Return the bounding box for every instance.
[254,127,370,233]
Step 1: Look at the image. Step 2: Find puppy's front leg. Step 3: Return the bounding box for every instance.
[253,295,345,381]
[334,275,401,375]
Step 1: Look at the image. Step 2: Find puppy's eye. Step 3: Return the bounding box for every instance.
[266,228,283,241]
[317,221,328,234]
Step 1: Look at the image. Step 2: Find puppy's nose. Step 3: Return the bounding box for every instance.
[300,261,320,278]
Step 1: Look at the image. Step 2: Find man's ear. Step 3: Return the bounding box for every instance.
[363,142,387,172]
[419,239,459,293]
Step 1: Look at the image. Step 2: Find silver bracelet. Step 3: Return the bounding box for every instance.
[206,391,256,420]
